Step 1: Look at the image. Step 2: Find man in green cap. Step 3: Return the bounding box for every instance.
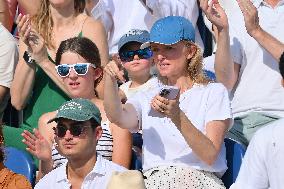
[35,98,126,189]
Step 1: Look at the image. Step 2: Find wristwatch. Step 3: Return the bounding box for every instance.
[23,51,36,65]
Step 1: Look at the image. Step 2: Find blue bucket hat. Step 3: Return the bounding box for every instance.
[141,16,195,49]
[118,29,150,53]
[48,98,101,125]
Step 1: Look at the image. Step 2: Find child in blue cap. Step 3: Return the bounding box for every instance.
[104,16,231,189]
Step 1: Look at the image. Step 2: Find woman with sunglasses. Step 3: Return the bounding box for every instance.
[4,0,108,153]
[22,37,132,178]
[104,16,232,188]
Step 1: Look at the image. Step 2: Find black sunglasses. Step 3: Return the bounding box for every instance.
[119,47,153,62]
[53,124,91,138]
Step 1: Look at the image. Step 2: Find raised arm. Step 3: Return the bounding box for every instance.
[200,0,239,90]
[103,61,139,131]
[236,0,284,61]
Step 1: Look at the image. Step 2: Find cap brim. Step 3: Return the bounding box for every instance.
[47,117,58,124]
[140,42,150,49]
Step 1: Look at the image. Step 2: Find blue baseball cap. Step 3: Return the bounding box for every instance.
[141,16,195,49]
[118,29,150,53]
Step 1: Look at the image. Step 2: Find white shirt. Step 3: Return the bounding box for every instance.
[146,0,204,49]
[0,23,18,120]
[91,0,156,54]
[127,78,232,175]
[229,0,284,118]
[35,155,127,189]
[232,118,284,189]
[119,76,157,100]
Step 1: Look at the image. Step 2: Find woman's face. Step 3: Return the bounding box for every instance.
[59,51,98,99]
[151,41,193,79]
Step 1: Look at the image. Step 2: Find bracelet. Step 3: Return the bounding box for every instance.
[23,51,36,65]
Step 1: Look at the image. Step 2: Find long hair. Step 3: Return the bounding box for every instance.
[32,0,85,49]
[55,37,102,96]
[186,42,209,84]
[0,125,4,162]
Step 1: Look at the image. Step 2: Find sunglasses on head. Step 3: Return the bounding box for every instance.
[119,47,153,62]
[55,63,96,77]
[53,124,91,138]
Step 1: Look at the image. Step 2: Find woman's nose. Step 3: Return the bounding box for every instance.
[69,68,78,78]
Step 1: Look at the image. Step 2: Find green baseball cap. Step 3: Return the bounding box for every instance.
[48,98,101,125]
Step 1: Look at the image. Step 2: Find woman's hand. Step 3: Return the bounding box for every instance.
[200,0,228,32]
[104,60,126,83]
[151,94,181,123]
[22,129,52,162]
[16,14,48,64]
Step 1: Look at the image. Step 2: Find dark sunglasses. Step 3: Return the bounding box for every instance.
[119,47,153,62]
[53,124,91,138]
[55,63,96,77]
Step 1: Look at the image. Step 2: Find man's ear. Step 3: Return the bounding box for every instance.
[282,79,284,87]
[94,126,103,141]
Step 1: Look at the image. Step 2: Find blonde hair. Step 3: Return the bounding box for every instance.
[186,42,209,85]
[32,0,85,49]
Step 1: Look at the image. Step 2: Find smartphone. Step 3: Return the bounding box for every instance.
[148,87,180,117]
[158,87,179,100]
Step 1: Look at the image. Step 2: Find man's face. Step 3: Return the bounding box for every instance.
[55,118,102,160]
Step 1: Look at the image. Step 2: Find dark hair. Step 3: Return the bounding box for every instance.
[55,37,103,96]
[89,118,100,130]
[0,125,4,162]
[280,52,284,79]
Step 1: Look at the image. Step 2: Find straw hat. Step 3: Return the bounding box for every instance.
[107,170,146,189]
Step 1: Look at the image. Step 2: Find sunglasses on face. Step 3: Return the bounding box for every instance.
[55,63,96,77]
[53,124,91,138]
[119,47,153,62]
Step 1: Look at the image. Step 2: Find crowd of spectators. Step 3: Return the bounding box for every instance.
[0,0,283,188]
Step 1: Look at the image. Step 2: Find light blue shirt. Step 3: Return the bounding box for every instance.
[35,155,127,189]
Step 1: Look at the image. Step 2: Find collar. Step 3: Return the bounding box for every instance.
[55,155,107,183]
[254,0,284,8]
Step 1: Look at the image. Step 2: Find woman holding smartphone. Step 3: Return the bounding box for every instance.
[104,16,232,188]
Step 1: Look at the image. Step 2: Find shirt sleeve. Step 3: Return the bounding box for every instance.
[233,128,269,189]
[126,93,143,133]
[0,27,18,88]
[205,83,233,128]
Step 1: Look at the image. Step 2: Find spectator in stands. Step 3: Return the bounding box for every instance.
[3,0,108,153]
[114,29,156,103]
[231,51,284,189]
[104,16,232,188]
[201,0,284,146]
[34,98,127,189]
[0,23,18,122]
[22,37,132,178]
[0,124,32,189]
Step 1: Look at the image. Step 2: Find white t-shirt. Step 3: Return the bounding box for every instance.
[35,155,126,189]
[91,0,156,54]
[0,23,18,120]
[232,118,284,189]
[127,78,232,174]
[119,76,157,100]
[229,0,284,118]
[146,0,204,49]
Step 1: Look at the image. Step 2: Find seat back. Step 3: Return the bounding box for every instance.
[4,147,36,186]
[221,138,246,188]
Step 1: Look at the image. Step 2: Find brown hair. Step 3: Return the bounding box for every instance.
[32,0,86,49]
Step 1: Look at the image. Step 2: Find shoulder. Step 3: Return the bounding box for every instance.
[81,15,106,35]
[196,82,228,96]
[101,156,127,172]
[8,174,32,189]
[35,164,65,188]
[253,119,284,142]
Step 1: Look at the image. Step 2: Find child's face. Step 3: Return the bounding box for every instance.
[119,42,152,74]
